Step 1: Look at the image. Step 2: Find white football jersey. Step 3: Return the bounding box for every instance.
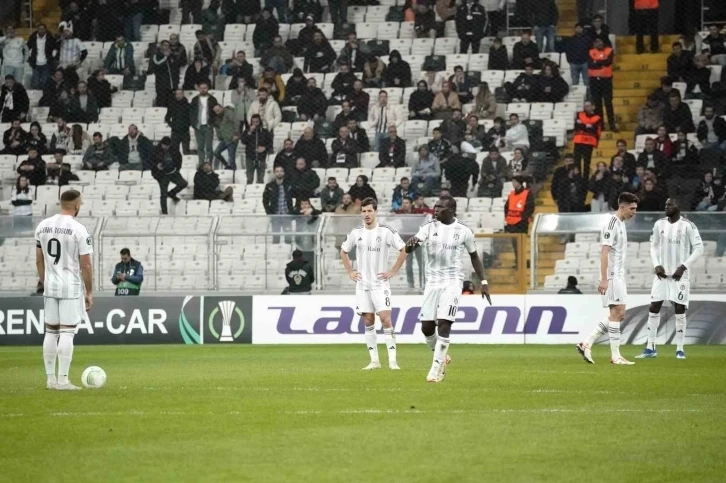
[35,214,93,298]
[341,223,406,290]
[415,218,476,289]
[650,217,703,279]
[601,215,627,279]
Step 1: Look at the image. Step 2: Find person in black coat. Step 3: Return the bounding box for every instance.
[16,147,47,186]
[238,0,261,22]
[27,24,58,90]
[512,31,541,69]
[443,152,480,197]
[253,8,279,53]
[165,89,192,154]
[150,40,182,108]
[294,127,328,167]
[378,125,407,168]
[662,91,695,133]
[611,139,638,181]
[636,138,669,179]
[685,54,712,98]
[287,157,321,200]
[456,0,488,54]
[284,69,307,105]
[183,58,211,90]
[87,70,116,109]
[383,50,412,88]
[150,138,188,215]
[40,70,70,108]
[304,32,337,73]
[558,276,583,294]
[349,174,377,202]
[488,37,509,70]
[347,118,370,153]
[0,76,29,122]
[274,138,297,173]
[408,80,434,120]
[297,78,328,121]
[285,249,315,294]
[506,64,539,102]
[240,114,273,183]
[330,62,357,103]
[329,126,359,168]
[550,154,575,206]
[2,120,28,155]
[193,161,234,201]
[669,130,700,179]
[537,63,569,103]
[333,100,355,132]
[697,105,726,150]
[227,51,256,89]
[667,42,694,82]
[414,2,438,39]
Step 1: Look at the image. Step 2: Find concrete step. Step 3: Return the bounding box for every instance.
[616,35,682,47]
[613,61,667,72]
[613,79,662,90]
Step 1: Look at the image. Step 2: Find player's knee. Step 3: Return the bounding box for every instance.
[648,302,662,313]
[674,304,686,315]
[363,314,375,326]
[421,321,435,337]
[437,321,452,338]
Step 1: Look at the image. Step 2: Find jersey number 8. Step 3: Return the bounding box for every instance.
[47,238,61,265]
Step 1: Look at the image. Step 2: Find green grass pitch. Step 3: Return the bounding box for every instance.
[1,344,725,483]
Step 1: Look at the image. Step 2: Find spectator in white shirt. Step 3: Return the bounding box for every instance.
[368,90,402,151]
[57,23,88,85]
[248,87,282,134]
[0,27,28,82]
[505,113,530,151]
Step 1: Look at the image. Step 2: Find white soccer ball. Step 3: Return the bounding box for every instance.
[81,366,107,389]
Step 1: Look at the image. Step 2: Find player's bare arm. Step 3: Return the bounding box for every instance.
[598,245,610,295]
[80,253,93,310]
[379,248,408,281]
[340,249,361,282]
[35,246,45,287]
[405,236,421,253]
[469,251,491,304]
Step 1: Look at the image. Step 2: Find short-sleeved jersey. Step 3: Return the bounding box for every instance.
[341,223,406,290]
[415,218,476,289]
[35,214,93,298]
[601,215,627,279]
[650,217,703,279]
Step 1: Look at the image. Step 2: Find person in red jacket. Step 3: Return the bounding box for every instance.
[634,0,660,54]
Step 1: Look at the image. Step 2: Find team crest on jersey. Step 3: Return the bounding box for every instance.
[384,290,389,296]
[376,236,381,242]
[680,284,685,290]
[676,230,682,236]
[86,237,92,245]
[454,233,459,240]
[604,232,610,239]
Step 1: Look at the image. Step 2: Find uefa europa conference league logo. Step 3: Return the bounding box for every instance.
[209,300,245,342]
[178,297,249,344]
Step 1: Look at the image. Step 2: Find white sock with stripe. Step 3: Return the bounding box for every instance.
[431,336,450,375]
[608,321,621,359]
[675,314,686,352]
[365,325,379,363]
[43,329,59,384]
[586,319,609,346]
[425,333,437,351]
[383,327,396,363]
[647,312,660,351]
[57,329,76,385]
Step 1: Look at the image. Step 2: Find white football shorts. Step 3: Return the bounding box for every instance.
[44,296,85,326]
[601,277,627,308]
[420,285,462,322]
[356,286,393,315]
[650,277,690,308]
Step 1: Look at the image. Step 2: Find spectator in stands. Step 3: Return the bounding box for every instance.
[369,91,401,151]
[695,172,724,211]
[428,127,453,164]
[432,81,462,120]
[487,36,509,70]
[253,7,279,55]
[588,14,612,48]
[304,32,337,74]
[512,31,541,70]
[117,124,153,170]
[274,138,297,173]
[529,0,558,53]
[294,2,324,25]
[384,51,412,89]
[333,100,354,131]
[183,58,212,90]
[287,157,320,200]
[151,137,188,215]
[448,66,473,104]
[456,0,487,54]
[88,70,115,110]
[505,175,534,266]
[56,24,88,85]
[168,34,189,67]
[249,87,282,133]
[40,70,68,108]
[24,122,48,155]
[473,81,497,120]
[2,119,27,155]
[349,174,376,202]
[297,78,328,121]
[28,24,56,90]
[11,175,33,216]
[65,124,90,156]
[507,63,539,102]
[237,0,261,24]
[334,192,360,214]
[439,109,467,148]
[654,125,673,159]
[551,153,574,207]
[330,127,359,168]
[47,151,79,186]
[606,167,629,210]
[573,100,601,181]
[111,248,145,296]
[408,80,434,121]
[444,152,480,197]
[193,31,221,72]
[378,125,407,168]
[263,165,294,240]
[363,56,386,88]
[667,42,694,82]
[241,113,272,183]
[588,162,611,212]
[211,103,240,170]
[505,113,530,151]
[50,118,72,153]
[629,165,647,191]
[538,64,569,103]
[477,160,504,197]
[338,32,368,73]
[262,36,294,74]
[414,2,438,39]
[638,175,667,211]
[347,79,370,122]
[558,276,583,294]
[104,35,135,76]
[231,79,257,131]
[464,114,487,143]
[201,0,224,40]
[190,81,218,164]
[0,27,27,81]
[320,177,344,212]
[297,15,324,55]
[411,194,432,214]
[82,132,114,171]
[480,146,508,184]
[123,0,145,42]
[611,139,637,181]
[16,147,47,186]
[566,23,591,88]
[0,75,28,122]
[283,69,307,106]
[410,145,441,196]
[636,95,665,137]
[392,177,417,212]
[395,196,414,215]
[589,37,617,132]
[505,147,531,180]
[670,130,699,176]
[633,0,660,54]
[651,76,674,107]
[294,127,328,168]
[285,249,315,294]
[662,91,695,133]
[331,64,357,104]
[697,105,726,151]
[559,164,586,214]
[637,138,668,177]
[348,118,369,153]
[69,81,99,123]
[194,160,234,201]
[704,25,726,66]
[150,40,182,108]
[166,89,191,154]
[685,54,712,99]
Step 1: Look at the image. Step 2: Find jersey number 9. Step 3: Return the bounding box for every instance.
[47,238,61,265]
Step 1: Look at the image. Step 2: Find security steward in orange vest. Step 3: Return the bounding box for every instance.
[573,100,602,181]
[588,38,617,133]
[504,175,535,269]
[634,0,660,54]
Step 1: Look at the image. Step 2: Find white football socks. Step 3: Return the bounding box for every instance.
[586,319,609,346]
[383,327,396,363]
[365,325,379,363]
[57,329,75,385]
[431,336,450,374]
[608,321,621,359]
[675,314,686,352]
[647,312,660,350]
[43,329,59,384]
[424,333,437,351]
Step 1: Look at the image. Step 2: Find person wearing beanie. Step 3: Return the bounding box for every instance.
[558,276,583,294]
[285,249,315,294]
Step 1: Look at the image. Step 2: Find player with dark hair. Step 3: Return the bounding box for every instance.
[406,195,490,382]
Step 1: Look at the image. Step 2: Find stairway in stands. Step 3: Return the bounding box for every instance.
[16,0,62,38]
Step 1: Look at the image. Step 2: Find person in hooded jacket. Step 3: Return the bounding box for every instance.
[294,127,328,167]
[537,63,569,103]
[297,78,328,121]
[383,50,412,88]
[348,174,377,202]
[287,157,321,199]
[284,68,307,105]
[285,249,315,294]
[408,80,435,120]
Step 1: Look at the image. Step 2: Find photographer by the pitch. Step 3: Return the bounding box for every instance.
[111,248,144,296]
